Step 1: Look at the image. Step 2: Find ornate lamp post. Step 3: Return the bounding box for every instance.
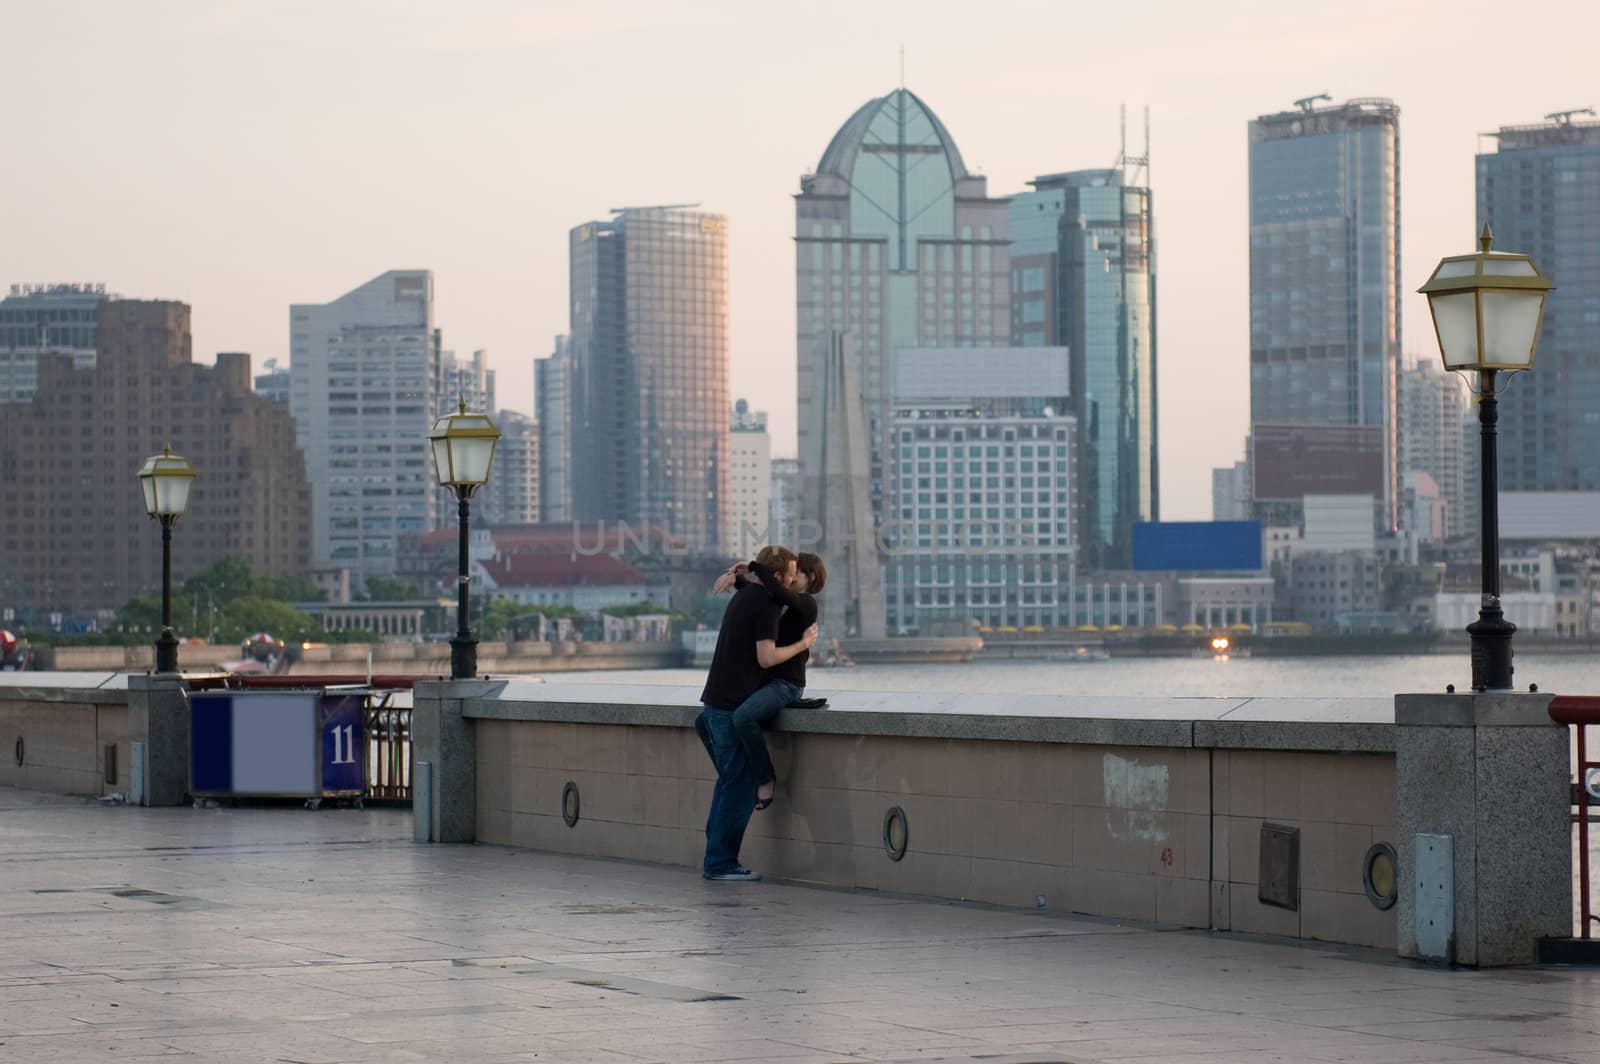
[136,445,196,675]
[1419,225,1555,691]
[428,399,499,679]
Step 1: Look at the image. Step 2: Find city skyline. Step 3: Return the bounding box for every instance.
[3,1,1595,521]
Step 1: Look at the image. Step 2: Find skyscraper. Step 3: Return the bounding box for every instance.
[1248,97,1401,528]
[486,410,539,527]
[290,270,438,578]
[1399,360,1470,540]
[535,335,571,523]
[0,282,111,403]
[1010,167,1157,568]
[728,399,772,556]
[796,89,1010,629]
[438,347,494,417]
[1477,113,1600,491]
[567,207,729,552]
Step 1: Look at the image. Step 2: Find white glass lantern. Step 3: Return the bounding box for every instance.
[136,445,197,519]
[428,398,500,490]
[1418,225,1555,372]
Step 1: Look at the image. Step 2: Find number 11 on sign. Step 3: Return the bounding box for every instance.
[330,724,357,766]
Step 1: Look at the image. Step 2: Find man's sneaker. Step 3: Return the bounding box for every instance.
[703,866,762,881]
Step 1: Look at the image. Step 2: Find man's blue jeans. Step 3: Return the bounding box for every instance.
[699,705,758,875]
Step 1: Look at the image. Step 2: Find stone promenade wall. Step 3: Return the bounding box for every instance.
[464,686,1398,949]
[0,679,129,797]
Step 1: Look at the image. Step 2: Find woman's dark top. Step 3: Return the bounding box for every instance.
[744,561,818,689]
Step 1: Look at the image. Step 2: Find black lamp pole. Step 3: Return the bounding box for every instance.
[1469,368,1515,691]
[155,516,179,674]
[449,491,476,680]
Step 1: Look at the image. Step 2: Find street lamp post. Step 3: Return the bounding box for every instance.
[136,445,196,675]
[1419,225,1555,691]
[428,399,500,680]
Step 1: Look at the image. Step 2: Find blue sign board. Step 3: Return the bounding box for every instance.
[320,695,365,794]
[190,691,366,798]
[1132,521,1262,572]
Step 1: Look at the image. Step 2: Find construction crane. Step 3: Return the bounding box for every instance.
[1294,94,1332,113]
[1545,107,1596,126]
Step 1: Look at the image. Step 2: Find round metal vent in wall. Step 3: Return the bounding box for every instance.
[882,806,909,862]
[561,781,581,827]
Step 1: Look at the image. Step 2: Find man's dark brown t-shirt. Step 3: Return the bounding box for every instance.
[699,582,783,711]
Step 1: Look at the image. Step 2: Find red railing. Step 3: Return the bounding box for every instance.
[1549,695,1600,940]
[186,674,423,691]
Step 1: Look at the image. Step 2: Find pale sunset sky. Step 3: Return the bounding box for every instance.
[3,0,1596,518]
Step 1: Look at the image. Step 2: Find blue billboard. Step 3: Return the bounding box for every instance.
[1132,521,1262,572]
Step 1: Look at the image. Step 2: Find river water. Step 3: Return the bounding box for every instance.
[554,653,1600,699]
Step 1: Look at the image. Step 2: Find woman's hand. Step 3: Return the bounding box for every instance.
[710,562,748,595]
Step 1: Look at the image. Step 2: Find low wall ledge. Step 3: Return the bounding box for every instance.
[461,685,1395,753]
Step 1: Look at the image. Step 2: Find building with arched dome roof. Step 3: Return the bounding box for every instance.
[795,90,1019,636]
[796,90,1011,471]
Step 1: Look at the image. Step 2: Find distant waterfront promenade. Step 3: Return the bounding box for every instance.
[557,653,1600,700]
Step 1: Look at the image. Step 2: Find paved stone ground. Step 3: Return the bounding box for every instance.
[3,787,1599,1064]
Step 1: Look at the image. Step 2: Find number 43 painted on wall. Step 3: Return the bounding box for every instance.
[321,695,365,794]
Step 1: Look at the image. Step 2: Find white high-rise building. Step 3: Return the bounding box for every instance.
[535,335,571,523]
[439,347,494,416]
[729,399,771,556]
[488,410,540,526]
[290,270,438,576]
[885,346,1076,633]
[769,457,802,551]
[1399,361,1470,540]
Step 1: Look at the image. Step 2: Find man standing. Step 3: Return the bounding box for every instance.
[697,545,816,881]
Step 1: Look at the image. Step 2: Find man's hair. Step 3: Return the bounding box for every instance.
[797,552,827,595]
[754,545,796,571]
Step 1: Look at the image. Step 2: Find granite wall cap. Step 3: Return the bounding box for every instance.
[464,687,1403,753]
[1396,691,1557,728]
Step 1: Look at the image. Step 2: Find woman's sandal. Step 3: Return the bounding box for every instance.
[753,796,773,811]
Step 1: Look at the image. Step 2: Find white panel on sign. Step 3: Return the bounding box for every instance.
[230,693,318,795]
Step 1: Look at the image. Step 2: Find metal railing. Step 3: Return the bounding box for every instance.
[188,674,415,802]
[363,692,412,800]
[1549,695,1600,940]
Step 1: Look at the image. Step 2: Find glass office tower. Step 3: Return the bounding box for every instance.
[1248,98,1400,529]
[1010,169,1157,568]
[568,207,729,553]
[1477,115,1600,491]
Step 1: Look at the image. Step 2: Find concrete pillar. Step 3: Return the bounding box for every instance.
[412,679,500,843]
[127,675,190,807]
[1395,692,1571,966]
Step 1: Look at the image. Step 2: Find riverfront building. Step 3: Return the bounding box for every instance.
[1248,97,1401,529]
[289,270,439,579]
[0,300,310,620]
[795,89,1011,630]
[884,346,1075,633]
[566,208,730,553]
[1009,168,1157,568]
[1477,113,1600,492]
